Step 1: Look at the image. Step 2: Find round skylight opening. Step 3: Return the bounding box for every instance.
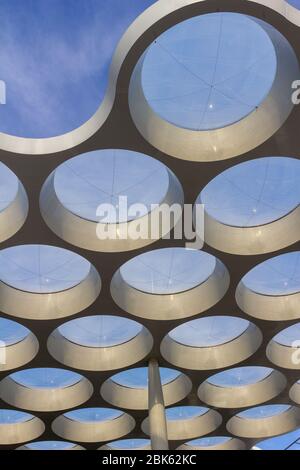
[53,149,170,223]
[9,368,83,389]
[111,367,180,389]
[166,406,208,421]
[243,252,300,296]
[272,324,300,347]
[0,410,33,424]
[120,248,216,295]
[207,366,273,388]
[199,157,300,228]
[0,245,91,294]
[107,439,150,449]
[24,441,78,450]
[141,12,277,131]
[64,408,123,423]
[58,315,143,348]
[0,317,30,346]
[184,436,232,447]
[237,404,291,420]
[169,316,249,347]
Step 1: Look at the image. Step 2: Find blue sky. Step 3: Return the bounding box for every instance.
[0,0,155,138]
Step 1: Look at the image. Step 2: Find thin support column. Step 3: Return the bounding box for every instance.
[148,358,169,450]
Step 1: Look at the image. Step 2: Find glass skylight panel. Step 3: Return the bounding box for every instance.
[185,436,232,447]
[169,316,249,347]
[9,368,83,389]
[0,245,91,293]
[24,441,77,450]
[120,248,216,294]
[272,323,300,347]
[107,439,150,449]
[141,13,276,130]
[54,149,170,223]
[242,252,300,296]
[111,367,180,389]
[64,408,123,423]
[237,404,290,420]
[207,367,273,388]
[166,406,208,421]
[0,409,33,424]
[199,157,300,227]
[0,317,30,346]
[58,315,143,348]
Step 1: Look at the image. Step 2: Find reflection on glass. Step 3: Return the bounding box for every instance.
[199,157,300,227]
[120,248,216,295]
[142,13,276,130]
[169,316,249,347]
[237,404,290,420]
[0,317,30,346]
[243,251,300,296]
[111,367,180,389]
[10,368,83,389]
[64,408,123,423]
[54,149,170,223]
[0,245,91,293]
[58,315,143,348]
[207,366,272,387]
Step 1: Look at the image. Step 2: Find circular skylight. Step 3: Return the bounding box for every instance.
[242,252,300,296]
[0,317,30,346]
[183,436,232,447]
[23,441,79,450]
[53,149,170,223]
[9,368,83,389]
[0,162,19,212]
[169,316,249,347]
[141,13,276,131]
[166,406,208,420]
[272,323,300,347]
[106,439,150,449]
[237,404,291,420]
[111,367,180,389]
[64,408,123,423]
[58,315,143,348]
[0,410,33,424]
[199,157,300,227]
[120,248,216,294]
[207,367,273,388]
[0,245,91,293]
